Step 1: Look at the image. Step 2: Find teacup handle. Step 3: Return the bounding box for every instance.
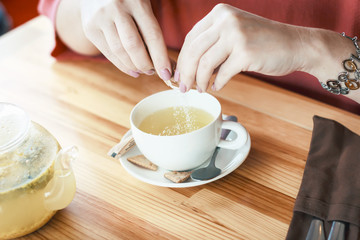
[217,121,248,150]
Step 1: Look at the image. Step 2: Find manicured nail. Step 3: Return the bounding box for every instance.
[174,70,180,82]
[128,70,140,78]
[179,81,187,93]
[144,69,155,75]
[196,85,202,93]
[160,68,171,81]
[211,83,216,91]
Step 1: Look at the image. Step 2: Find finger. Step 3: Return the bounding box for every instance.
[132,5,172,80]
[102,23,137,71]
[195,42,230,92]
[114,14,154,72]
[177,27,220,91]
[181,8,216,51]
[91,29,140,78]
[212,53,243,91]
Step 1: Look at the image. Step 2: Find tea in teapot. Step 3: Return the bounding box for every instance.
[0,103,77,239]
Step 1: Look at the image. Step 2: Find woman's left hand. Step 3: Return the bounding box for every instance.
[175,3,306,92]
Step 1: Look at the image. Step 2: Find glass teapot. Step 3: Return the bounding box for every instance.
[0,103,77,239]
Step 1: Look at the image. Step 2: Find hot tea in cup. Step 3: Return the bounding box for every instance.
[138,106,214,136]
[130,90,248,171]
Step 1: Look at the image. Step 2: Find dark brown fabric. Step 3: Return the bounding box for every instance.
[286,115,360,240]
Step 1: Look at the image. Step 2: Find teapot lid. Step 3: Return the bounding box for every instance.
[0,102,30,153]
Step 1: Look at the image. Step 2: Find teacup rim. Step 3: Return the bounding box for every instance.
[129,89,221,138]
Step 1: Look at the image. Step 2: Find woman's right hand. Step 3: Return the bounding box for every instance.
[80,0,172,80]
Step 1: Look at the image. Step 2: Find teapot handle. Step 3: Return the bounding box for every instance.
[44,146,78,211]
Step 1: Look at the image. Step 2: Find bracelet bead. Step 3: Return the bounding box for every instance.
[320,33,360,95]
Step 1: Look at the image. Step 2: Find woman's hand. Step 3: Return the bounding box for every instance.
[80,0,172,80]
[175,3,306,92]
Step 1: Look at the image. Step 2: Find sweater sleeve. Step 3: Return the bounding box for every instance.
[37,0,61,25]
[37,0,74,58]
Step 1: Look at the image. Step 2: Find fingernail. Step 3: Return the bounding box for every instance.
[211,83,216,91]
[144,69,155,75]
[160,68,171,81]
[174,70,180,82]
[196,85,202,93]
[179,81,187,93]
[128,70,140,78]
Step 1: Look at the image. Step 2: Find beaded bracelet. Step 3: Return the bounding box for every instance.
[320,32,360,95]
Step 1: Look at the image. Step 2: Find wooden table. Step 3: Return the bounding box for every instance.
[1,16,359,240]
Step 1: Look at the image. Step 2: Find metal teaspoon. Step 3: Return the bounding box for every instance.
[191,115,238,180]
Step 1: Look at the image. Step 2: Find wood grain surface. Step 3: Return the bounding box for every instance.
[1,16,359,240]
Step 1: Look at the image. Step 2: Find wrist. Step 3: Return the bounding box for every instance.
[296,28,357,82]
[296,28,360,102]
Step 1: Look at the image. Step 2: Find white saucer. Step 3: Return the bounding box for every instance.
[118,129,251,188]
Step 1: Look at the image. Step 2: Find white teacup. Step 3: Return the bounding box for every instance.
[130,89,248,171]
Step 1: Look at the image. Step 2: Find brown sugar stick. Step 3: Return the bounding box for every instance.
[108,135,136,158]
